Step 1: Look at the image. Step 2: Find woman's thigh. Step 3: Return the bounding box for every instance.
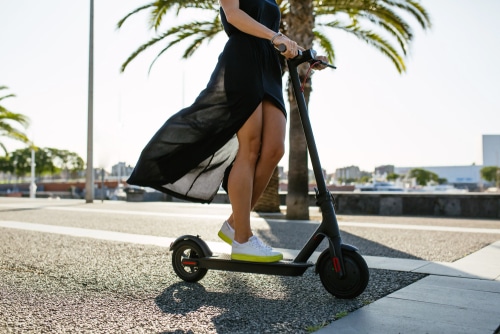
[236,103,263,156]
[261,100,286,157]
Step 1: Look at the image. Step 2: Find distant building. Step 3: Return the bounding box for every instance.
[335,166,361,181]
[374,165,395,181]
[395,165,484,191]
[375,165,395,176]
[483,135,500,166]
[111,162,134,179]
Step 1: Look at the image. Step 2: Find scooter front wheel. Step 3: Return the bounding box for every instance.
[171,240,208,282]
[317,248,369,299]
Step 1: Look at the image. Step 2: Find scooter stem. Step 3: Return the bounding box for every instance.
[287,51,345,277]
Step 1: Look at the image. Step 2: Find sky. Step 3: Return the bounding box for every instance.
[1,0,499,174]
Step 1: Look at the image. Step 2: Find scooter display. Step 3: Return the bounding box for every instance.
[169,49,369,299]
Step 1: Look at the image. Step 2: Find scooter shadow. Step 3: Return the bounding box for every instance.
[254,216,423,261]
[154,278,328,333]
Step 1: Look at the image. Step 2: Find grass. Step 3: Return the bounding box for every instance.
[305,311,349,333]
[306,321,328,333]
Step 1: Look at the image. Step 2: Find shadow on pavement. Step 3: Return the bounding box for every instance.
[255,217,423,261]
[155,267,425,333]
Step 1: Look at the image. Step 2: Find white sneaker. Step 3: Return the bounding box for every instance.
[218,220,234,245]
[218,221,272,250]
[231,236,283,263]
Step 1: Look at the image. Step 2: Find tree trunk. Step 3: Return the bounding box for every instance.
[254,167,281,212]
[286,86,310,219]
[285,0,314,220]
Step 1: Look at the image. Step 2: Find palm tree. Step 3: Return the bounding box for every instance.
[0,86,31,155]
[118,0,431,218]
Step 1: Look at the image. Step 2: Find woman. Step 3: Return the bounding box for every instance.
[127,0,326,263]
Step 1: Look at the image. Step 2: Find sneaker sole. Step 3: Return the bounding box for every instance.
[218,230,233,245]
[231,253,283,263]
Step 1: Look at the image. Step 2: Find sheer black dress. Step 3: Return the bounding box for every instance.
[127,0,286,203]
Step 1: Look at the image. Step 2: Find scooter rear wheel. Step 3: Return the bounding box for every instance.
[171,240,208,282]
[317,248,369,299]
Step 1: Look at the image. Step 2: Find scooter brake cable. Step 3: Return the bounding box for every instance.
[301,60,322,92]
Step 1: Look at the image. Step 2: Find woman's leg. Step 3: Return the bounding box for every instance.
[227,103,263,244]
[227,100,286,228]
[249,100,286,207]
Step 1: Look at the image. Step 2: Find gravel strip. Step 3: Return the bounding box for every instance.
[1,229,425,333]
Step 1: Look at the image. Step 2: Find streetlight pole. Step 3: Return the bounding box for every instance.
[85,0,94,203]
[29,147,36,198]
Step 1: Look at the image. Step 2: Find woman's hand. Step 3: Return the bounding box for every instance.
[312,55,329,70]
[272,34,302,59]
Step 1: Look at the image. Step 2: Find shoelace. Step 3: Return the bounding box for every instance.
[250,236,272,251]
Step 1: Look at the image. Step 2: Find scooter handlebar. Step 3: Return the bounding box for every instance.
[275,44,336,69]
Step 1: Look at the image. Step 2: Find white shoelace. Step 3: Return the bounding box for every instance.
[250,236,272,251]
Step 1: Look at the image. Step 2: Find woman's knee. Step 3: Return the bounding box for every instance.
[261,142,284,165]
[237,138,262,164]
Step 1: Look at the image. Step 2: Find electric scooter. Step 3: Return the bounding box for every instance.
[169,49,369,299]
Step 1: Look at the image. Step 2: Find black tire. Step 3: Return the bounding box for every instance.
[171,240,208,282]
[317,249,369,299]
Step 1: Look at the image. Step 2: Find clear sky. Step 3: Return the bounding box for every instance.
[1,0,499,174]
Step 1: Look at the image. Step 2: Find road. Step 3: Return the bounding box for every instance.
[1,197,498,333]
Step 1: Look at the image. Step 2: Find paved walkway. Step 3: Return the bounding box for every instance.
[1,199,499,333]
[1,220,500,333]
[317,240,500,334]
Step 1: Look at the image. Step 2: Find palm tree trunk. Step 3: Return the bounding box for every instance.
[254,166,281,212]
[285,0,314,220]
[286,85,310,219]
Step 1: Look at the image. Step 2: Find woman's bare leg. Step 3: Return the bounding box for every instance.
[226,101,286,228]
[227,103,263,243]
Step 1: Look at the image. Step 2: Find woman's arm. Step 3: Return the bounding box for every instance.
[219,0,299,58]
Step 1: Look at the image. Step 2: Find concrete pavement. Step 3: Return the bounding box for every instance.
[1,197,499,333]
[317,240,500,333]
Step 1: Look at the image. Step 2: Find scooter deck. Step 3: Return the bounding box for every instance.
[194,253,314,276]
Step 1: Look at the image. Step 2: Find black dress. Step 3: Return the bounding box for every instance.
[127,0,286,203]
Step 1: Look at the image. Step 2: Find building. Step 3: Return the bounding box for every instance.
[483,135,500,167]
[111,162,134,180]
[375,165,395,176]
[388,135,500,191]
[335,166,361,182]
[395,165,484,191]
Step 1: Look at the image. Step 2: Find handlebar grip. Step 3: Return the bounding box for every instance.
[275,44,287,53]
[275,44,303,58]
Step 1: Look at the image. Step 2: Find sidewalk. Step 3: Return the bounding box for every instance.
[317,240,500,334]
[2,220,499,333]
[1,198,499,333]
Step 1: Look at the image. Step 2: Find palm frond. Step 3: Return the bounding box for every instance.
[120,33,170,72]
[0,111,30,127]
[0,122,30,143]
[118,0,429,75]
[117,3,155,29]
[313,30,336,63]
[117,0,217,32]
[121,15,221,73]
[146,16,222,74]
[323,21,405,73]
[354,30,406,73]
[0,94,16,102]
[380,0,432,29]
[147,0,219,31]
[0,142,7,155]
[317,2,413,53]
[315,0,430,72]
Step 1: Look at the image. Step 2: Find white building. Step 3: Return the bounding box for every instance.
[395,165,484,190]
[483,134,500,167]
[392,135,500,191]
